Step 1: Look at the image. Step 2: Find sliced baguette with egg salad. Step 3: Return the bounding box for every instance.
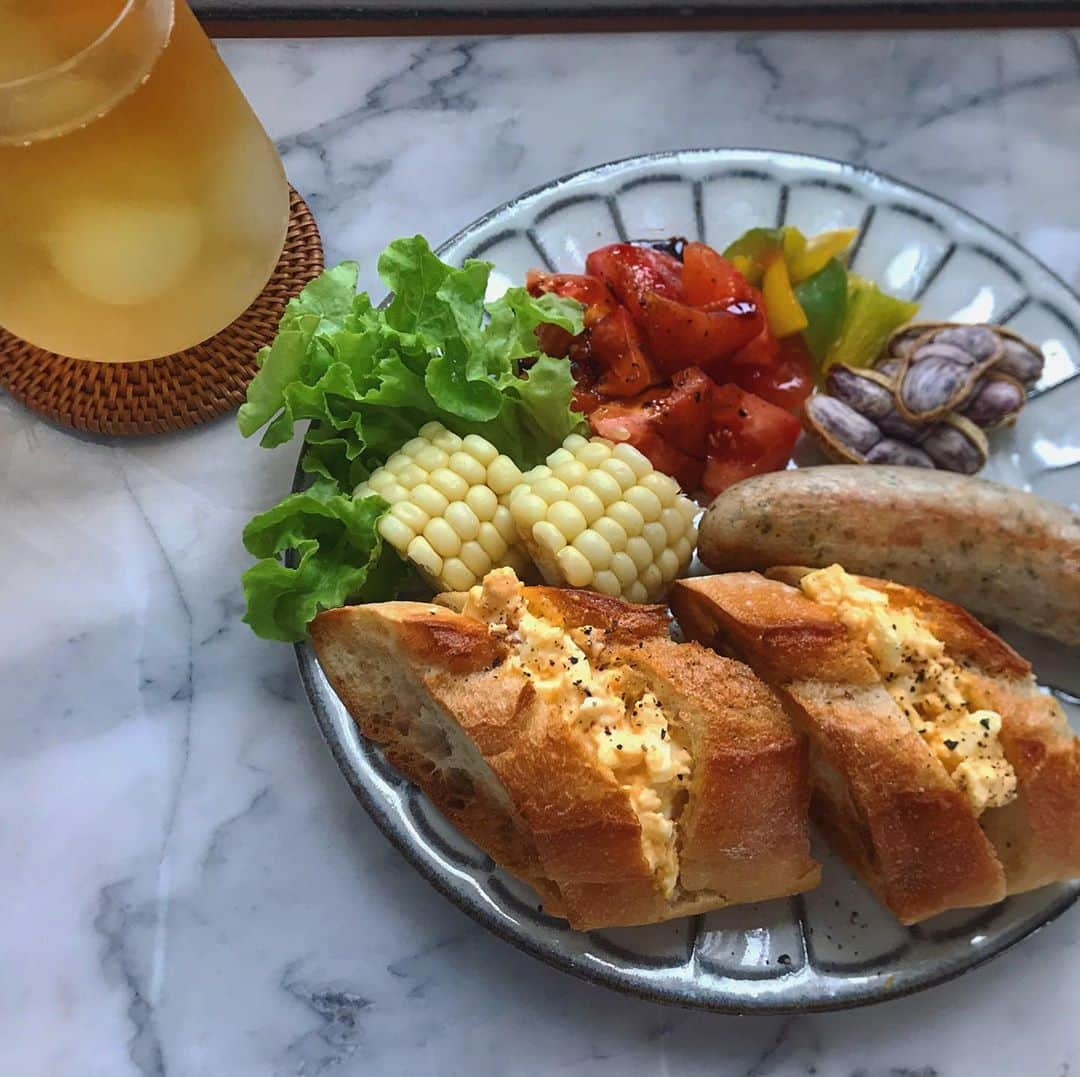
[671,570,1010,923]
[769,566,1080,898]
[311,567,819,929]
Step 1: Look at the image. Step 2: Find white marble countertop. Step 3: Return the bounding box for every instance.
[5,28,1080,1077]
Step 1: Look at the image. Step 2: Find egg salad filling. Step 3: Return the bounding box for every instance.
[461,568,691,894]
[800,565,1017,815]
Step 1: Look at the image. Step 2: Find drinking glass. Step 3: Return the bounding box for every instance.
[0,0,290,362]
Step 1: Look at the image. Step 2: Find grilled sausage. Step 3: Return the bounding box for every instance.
[696,466,1080,646]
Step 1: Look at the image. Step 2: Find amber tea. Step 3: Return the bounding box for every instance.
[0,0,289,362]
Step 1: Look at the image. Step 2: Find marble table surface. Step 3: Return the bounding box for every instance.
[5,27,1080,1077]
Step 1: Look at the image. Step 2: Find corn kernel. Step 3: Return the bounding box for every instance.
[573,529,613,570]
[554,460,590,487]
[389,502,427,534]
[568,486,605,525]
[368,470,394,492]
[613,441,651,478]
[414,445,449,472]
[584,469,622,506]
[592,570,622,597]
[379,482,410,504]
[556,545,594,588]
[674,537,694,567]
[640,470,679,500]
[429,467,469,502]
[657,547,680,583]
[607,500,644,537]
[532,476,570,503]
[401,435,430,457]
[449,451,487,487]
[465,485,498,521]
[600,457,637,490]
[431,428,463,454]
[548,500,588,537]
[487,456,523,495]
[445,502,481,542]
[563,433,590,451]
[625,485,663,522]
[626,536,654,571]
[592,517,628,552]
[396,463,428,490]
[411,483,449,517]
[642,521,668,554]
[660,507,686,541]
[462,434,498,466]
[533,521,568,554]
[441,557,475,591]
[577,439,613,468]
[417,421,444,440]
[626,581,649,604]
[478,522,508,559]
[547,447,575,468]
[640,563,663,597]
[492,505,518,543]
[378,514,416,551]
[459,541,490,578]
[609,551,638,587]
[407,535,444,578]
[510,492,548,529]
[425,518,462,559]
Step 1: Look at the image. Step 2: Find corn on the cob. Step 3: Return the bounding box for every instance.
[355,422,529,591]
[508,434,698,602]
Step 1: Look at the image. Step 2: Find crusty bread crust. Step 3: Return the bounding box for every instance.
[311,587,820,930]
[671,573,1008,923]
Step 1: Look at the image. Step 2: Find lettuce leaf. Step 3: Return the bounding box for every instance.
[241,235,584,489]
[241,484,407,642]
[238,235,585,641]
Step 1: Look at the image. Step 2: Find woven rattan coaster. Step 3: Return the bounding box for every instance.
[0,187,323,436]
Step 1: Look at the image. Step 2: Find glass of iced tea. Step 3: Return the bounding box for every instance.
[0,0,289,362]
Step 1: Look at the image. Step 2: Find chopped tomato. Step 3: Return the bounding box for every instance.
[701,385,802,498]
[590,398,703,492]
[570,376,605,415]
[585,244,683,325]
[682,242,757,307]
[644,366,715,458]
[731,334,815,412]
[641,293,764,377]
[587,307,662,399]
[729,296,779,367]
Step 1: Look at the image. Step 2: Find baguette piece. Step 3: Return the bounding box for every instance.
[311,571,819,930]
[770,567,1080,897]
[671,571,1009,923]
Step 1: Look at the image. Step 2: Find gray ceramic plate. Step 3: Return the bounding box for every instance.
[297,150,1080,1013]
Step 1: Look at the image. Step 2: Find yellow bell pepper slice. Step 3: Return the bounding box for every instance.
[782,226,807,267]
[789,228,858,284]
[731,253,763,287]
[762,256,808,337]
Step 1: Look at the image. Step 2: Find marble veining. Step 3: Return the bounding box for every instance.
[3,27,1079,1076]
